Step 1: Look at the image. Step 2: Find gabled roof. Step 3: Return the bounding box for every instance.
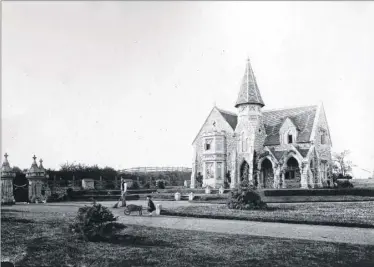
[191,106,235,145]
[235,58,265,108]
[263,105,317,145]
[215,105,318,146]
[216,108,237,130]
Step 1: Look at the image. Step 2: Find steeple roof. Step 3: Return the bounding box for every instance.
[235,58,265,108]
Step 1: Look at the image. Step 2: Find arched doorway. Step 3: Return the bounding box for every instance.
[261,158,274,188]
[285,157,301,188]
[240,160,249,182]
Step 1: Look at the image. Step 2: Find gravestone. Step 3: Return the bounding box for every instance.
[205,186,211,194]
[218,186,224,194]
[174,192,181,201]
[156,204,162,216]
[82,178,95,190]
[188,192,194,201]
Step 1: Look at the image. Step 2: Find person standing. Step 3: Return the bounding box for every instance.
[121,179,127,207]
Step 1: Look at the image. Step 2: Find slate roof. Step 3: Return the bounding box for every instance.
[262,105,317,145]
[217,108,238,130]
[217,105,318,145]
[269,148,285,161]
[296,147,310,158]
[235,59,265,108]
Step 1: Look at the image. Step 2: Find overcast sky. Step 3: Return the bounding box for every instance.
[2,1,374,176]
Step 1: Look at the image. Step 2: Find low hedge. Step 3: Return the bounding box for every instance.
[263,188,374,197]
[157,188,231,194]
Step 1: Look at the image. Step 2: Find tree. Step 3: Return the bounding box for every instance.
[196,172,203,187]
[332,150,353,178]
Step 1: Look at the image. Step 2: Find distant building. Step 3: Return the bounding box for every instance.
[190,58,333,189]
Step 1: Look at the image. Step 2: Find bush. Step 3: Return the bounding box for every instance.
[130,181,140,189]
[227,187,267,210]
[156,180,166,189]
[70,203,126,241]
[66,188,74,200]
[143,182,150,189]
[224,181,230,189]
[337,180,354,189]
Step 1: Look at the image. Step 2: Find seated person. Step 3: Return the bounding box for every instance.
[147,195,156,215]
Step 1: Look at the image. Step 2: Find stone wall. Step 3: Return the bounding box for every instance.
[193,108,235,180]
[313,106,333,186]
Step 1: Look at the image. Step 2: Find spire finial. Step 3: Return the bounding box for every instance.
[33,155,37,162]
[4,153,8,160]
[39,159,43,164]
[235,57,265,108]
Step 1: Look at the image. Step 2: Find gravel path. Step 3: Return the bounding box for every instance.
[4,201,374,245]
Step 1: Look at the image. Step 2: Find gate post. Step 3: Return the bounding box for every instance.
[1,153,16,204]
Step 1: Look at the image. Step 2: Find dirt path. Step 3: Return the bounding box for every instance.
[117,213,374,245]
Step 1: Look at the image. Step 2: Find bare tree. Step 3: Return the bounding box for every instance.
[332,150,353,178]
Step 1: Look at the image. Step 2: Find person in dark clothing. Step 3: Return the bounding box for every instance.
[147,195,156,215]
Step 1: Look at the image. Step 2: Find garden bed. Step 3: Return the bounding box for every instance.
[161,202,374,228]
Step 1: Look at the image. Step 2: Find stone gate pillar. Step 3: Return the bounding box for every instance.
[1,153,16,204]
[300,160,309,189]
[26,155,49,203]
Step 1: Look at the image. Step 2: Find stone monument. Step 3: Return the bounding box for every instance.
[1,153,16,204]
[82,178,95,190]
[26,155,49,203]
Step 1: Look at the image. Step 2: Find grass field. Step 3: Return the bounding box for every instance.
[2,205,374,267]
[162,201,374,228]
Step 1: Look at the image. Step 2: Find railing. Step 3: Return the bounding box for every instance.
[120,166,192,174]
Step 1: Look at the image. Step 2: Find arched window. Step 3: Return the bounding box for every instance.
[321,131,326,144]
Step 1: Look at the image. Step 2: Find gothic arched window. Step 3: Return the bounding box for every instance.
[321,131,327,144]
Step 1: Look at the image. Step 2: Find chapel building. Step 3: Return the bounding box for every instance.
[190,58,333,189]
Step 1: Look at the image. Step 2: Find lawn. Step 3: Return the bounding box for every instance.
[161,201,374,228]
[2,206,374,267]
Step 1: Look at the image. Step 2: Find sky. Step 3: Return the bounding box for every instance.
[2,1,374,177]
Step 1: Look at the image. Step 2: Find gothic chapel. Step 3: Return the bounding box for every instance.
[190,58,333,189]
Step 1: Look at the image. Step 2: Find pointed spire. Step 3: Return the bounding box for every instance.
[235,58,265,108]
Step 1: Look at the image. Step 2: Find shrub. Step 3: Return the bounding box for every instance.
[227,187,267,210]
[337,180,354,189]
[70,203,126,241]
[66,188,74,200]
[143,182,150,189]
[130,181,140,189]
[224,181,230,189]
[156,180,166,189]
